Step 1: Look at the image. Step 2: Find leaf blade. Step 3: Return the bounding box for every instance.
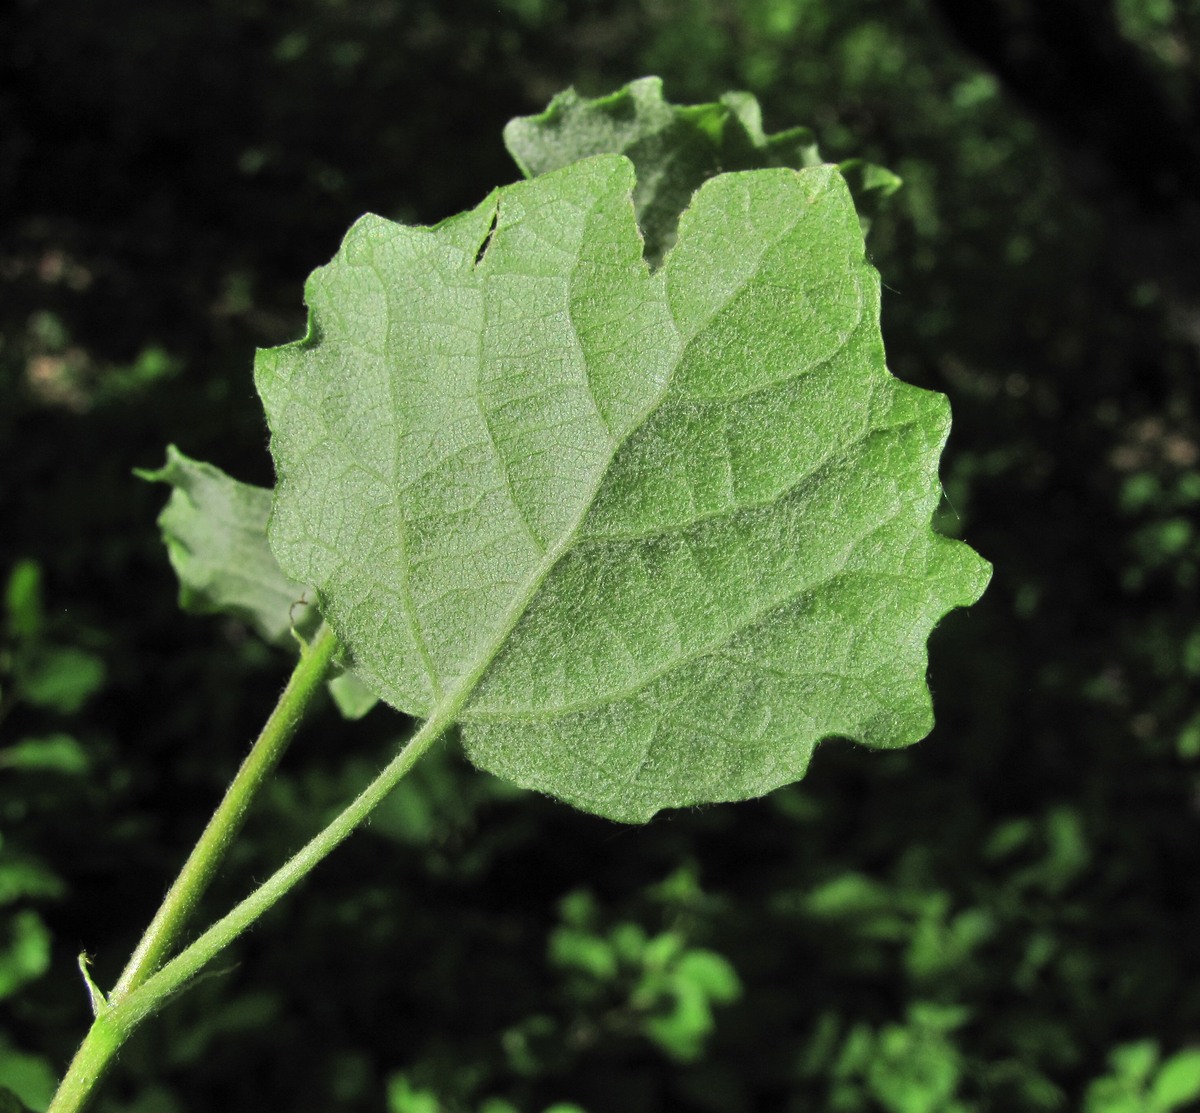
[503,77,823,265]
[258,154,989,822]
[504,76,901,263]
[138,446,377,718]
[137,445,319,647]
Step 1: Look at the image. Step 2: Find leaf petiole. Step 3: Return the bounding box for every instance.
[108,621,342,1005]
[47,704,452,1113]
[113,705,451,1032]
[48,622,341,1113]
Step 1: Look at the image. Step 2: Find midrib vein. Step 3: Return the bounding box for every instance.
[420,195,807,729]
[457,506,901,723]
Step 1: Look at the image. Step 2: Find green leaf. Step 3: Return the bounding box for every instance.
[1111,1040,1161,1084]
[641,976,716,1060]
[0,911,51,1000]
[804,872,892,918]
[1152,1050,1200,1110]
[4,560,43,642]
[549,926,619,982]
[504,77,898,265]
[0,1088,37,1113]
[0,734,89,775]
[137,446,320,647]
[18,646,105,714]
[0,1035,55,1113]
[3,560,104,714]
[386,1076,440,1113]
[327,670,380,720]
[0,845,64,905]
[138,446,377,719]
[477,1101,519,1113]
[258,153,989,823]
[504,77,821,266]
[675,949,741,1003]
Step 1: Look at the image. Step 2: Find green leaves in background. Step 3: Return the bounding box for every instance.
[0,735,87,775]
[0,1062,50,1113]
[550,888,741,1062]
[2,561,104,716]
[504,77,900,265]
[0,901,57,1108]
[386,1075,585,1113]
[257,152,988,821]
[811,1002,974,1113]
[1,0,1192,1100]
[137,447,376,719]
[0,561,92,1113]
[1085,1040,1200,1113]
[0,1088,39,1113]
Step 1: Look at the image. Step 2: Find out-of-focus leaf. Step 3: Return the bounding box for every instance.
[0,735,88,775]
[675,949,740,1002]
[0,911,51,999]
[386,1076,440,1113]
[18,647,104,714]
[0,1036,55,1113]
[0,848,64,905]
[477,1101,519,1113]
[549,927,618,982]
[1151,1049,1200,1110]
[0,1087,37,1113]
[4,561,42,642]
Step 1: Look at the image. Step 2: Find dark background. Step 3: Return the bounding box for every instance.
[3,1,1200,1110]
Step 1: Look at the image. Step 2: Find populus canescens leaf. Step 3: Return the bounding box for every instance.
[137,446,377,718]
[256,154,989,822]
[139,80,883,653]
[138,446,321,647]
[504,76,900,265]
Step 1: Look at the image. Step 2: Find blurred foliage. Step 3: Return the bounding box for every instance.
[2,0,1200,1110]
[1084,1040,1200,1112]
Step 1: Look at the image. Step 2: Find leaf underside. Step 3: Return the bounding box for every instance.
[504,77,901,263]
[257,155,990,823]
[138,447,377,719]
[138,446,321,648]
[504,76,823,267]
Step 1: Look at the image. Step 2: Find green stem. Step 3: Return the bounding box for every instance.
[47,624,340,1113]
[47,693,451,1113]
[45,1013,127,1113]
[109,622,340,1005]
[116,708,450,1032]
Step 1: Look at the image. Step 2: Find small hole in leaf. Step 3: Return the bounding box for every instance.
[474,205,499,268]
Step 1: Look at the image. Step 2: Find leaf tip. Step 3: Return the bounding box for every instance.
[133,443,185,485]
